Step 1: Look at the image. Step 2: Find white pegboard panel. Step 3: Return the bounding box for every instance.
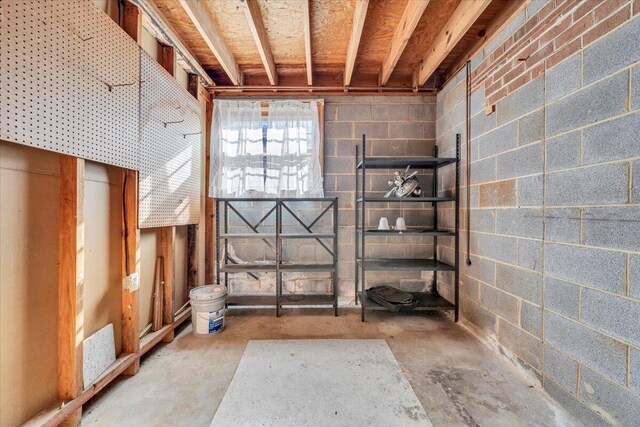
[138,50,201,228]
[0,0,140,169]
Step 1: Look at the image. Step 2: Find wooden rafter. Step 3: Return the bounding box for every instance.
[178,0,242,85]
[241,0,277,85]
[302,0,312,86]
[413,0,492,87]
[344,0,369,86]
[134,0,215,86]
[380,0,430,86]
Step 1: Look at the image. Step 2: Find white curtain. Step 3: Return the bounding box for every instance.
[210,100,264,198]
[266,100,324,197]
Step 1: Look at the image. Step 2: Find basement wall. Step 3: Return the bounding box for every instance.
[225,95,438,301]
[436,0,640,425]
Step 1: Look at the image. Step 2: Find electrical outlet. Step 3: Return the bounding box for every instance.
[122,273,139,291]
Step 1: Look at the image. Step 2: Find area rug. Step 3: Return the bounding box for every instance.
[210,339,432,426]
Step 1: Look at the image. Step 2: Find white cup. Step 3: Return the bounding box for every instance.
[378,217,390,230]
[395,217,407,231]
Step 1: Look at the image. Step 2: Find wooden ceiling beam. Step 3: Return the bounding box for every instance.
[303,0,312,86]
[413,0,492,87]
[379,0,430,86]
[241,0,278,86]
[344,0,369,86]
[178,0,242,85]
[133,0,214,86]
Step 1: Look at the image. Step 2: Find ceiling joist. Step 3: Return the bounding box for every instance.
[413,0,492,88]
[178,0,242,85]
[241,0,277,86]
[380,0,430,86]
[344,0,369,86]
[302,0,312,86]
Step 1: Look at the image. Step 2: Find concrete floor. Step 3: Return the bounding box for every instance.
[83,309,578,427]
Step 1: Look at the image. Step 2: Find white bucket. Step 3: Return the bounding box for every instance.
[189,285,227,338]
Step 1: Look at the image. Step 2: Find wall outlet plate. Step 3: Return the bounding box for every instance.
[123,273,139,292]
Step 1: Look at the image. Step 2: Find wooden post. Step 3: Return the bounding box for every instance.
[122,0,142,43]
[160,227,175,342]
[58,155,85,426]
[204,97,215,284]
[160,45,176,76]
[121,169,140,375]
[187,73,200,290]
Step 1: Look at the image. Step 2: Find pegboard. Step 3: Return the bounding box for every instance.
[138,50,201,228]
[0,0,140,169]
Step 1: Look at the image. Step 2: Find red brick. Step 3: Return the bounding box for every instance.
[547,38,581,69]
[491,59,515,81]
[583,6,630,45]
[529,62,545,80]
[556,11,594,47]
[574,0,601,20]
[506,71,531,93]
[634,0,640,16]
[485,78,503,97]
[527,41,555,66]
[535,0,557,21]
[479,180,516,207]
[593,0,628,21]
[503,61,526,84]
[538,14,572,47]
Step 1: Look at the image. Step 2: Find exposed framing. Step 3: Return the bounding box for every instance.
[344,0,369,86]
[242,0,278,86]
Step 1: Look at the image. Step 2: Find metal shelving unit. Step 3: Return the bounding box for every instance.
[215,197,338,316]
[354,134,461,322]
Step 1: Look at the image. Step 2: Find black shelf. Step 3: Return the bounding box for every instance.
[357,157,456,169]
[354,134,461,322]
[357,258,455,271]
[216,198,339,317]
[357,292,455,311]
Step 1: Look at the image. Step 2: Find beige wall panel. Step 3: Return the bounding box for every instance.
[176,65,189,90]
[174,226,188,309]
[142,26,161,61]
[0,142,60,426]
[139,229,159,332]
[84,161,123,353]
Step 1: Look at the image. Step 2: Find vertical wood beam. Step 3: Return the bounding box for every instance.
[187,73,200,291]
[160,227,175,342]
[344,0,369,86]
[204,98,214,283]
[160,44,176,76]
[302,0,312,86]
[120,0,141,377]
[58,155,85,426]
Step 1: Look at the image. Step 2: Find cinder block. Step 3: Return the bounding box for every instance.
[484,9,525,56]
[389,122,424,139]
[496,142,543,180]
[496,208,543,239]
[631,255,640,299]
[544,310,628,384]
[517,174,543,206]
[372,104,408,121]
[518,109,544,146]
[545,163,629,206]
[579,367,640,426]
[631,347,640,394]
[337,104,372,121]
[546,131,581,171]
[544,243,625,293]
[583,206,640,251]
[544,276,579,319]
[461,298,497,336]
[478,121,518,159]
[355,122,388,139]
[583,112,640,165]
[583,16,640,84]
[470,232,517,264]
[633,65,639,110]
[465,254,496,285]
[462,276,480,301]
[545,52,582,103]
[336,139,358,157]
[469,209,496,233]
[582,288,640,346]
[406,139,436,157]
[497,77,544,126]
[544,379,609,427]
[470,87,485,116]
[324,157,354,174]
[479,179,516,207]
[635,159,640,203]
[526,0,551,18]
[544,345,578,394]
[497,317,542,370]
[521,302,542,337]
[517,239,543,272]
[471,109,497,137]
[470,157,496,184]
[546,71,628,137]
[325,121,353,139]
[480,283,519,323]
[496,263,543,304]
[325,104,338,121]
[370,139,407,156]
[408,103,436,121]
[544,208,581,243]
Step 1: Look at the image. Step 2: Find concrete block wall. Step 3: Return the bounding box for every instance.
[436,0,640,425]
[226,95,438,301]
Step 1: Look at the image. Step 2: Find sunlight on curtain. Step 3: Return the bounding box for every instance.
[266,100,324,197]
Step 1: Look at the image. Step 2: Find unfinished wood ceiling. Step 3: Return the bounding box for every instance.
[149,0,517,91]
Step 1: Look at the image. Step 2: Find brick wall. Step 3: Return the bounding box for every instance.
[436,0,640,425]
[226,95,438,301]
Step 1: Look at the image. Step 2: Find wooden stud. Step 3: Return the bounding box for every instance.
[152,257,164,332]
[187,73,200,290]
[160,227,175,342]
[160,44,176,76]
[178,0,242,85]
[344,0,369,87]
[122,0,142,44]
[302,0,313,86]
[121,169,140,376]
[413,0,492,87]
[379,0,430,86]
[58,155,85,426]
[204,99,215,284]
[242,0,278,85]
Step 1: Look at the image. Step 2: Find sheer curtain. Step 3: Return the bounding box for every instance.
[210,100,264,198]
[266,100,324,197]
